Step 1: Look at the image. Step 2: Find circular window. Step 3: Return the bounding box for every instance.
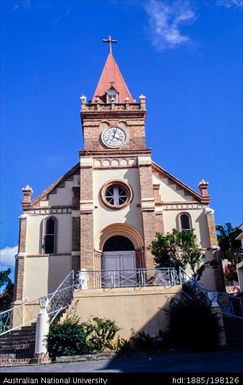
[101,181,133,209]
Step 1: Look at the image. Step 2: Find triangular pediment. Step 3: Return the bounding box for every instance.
[152,162,206,204]
[30,163,80,208]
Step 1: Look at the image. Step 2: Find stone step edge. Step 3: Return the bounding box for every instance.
[0,357,51,367]
[55,352,128,363]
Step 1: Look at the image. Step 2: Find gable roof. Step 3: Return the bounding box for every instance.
[30,163,80,208]
[27,160,207,209]
[152,162,207,203]
[92,53,133,103]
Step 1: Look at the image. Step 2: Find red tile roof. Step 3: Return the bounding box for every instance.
[92,53,133,103]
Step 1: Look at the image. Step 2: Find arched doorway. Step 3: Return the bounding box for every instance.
[102,235,136,287]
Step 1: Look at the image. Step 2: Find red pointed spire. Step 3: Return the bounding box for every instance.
[92,53,133,103]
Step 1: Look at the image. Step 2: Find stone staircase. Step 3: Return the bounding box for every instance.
[0,270,75,367]
[223,317,243,346]
[0,323,38,366]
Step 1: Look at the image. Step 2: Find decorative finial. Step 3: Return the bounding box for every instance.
[198,179,210,202]
[102,35,117,54]
[80,95,87,104]
[139,94,146,110]
[22,185,33,194]
[22,185,33,209]
[198,179,209,189]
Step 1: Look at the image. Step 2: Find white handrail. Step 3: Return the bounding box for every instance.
[0,270,75,336]
[178,267,243,320]
[48,270,74,303]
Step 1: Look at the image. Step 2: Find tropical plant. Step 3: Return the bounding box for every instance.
[47,315,120,358]
[216,223,242,282]
[81,317,120,353]
[216,223,241,264]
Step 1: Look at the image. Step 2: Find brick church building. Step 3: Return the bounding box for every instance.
[14,43,220,320]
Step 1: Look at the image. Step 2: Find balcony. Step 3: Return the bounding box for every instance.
[75,267,180,290]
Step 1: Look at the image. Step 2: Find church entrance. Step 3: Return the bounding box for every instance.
[102,236,136,287]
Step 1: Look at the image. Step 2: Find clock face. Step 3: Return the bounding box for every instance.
[102,127,126,148]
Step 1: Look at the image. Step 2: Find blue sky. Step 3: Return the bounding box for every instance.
[0,0,242,272]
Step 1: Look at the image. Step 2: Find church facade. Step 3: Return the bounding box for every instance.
[14,49,220,306]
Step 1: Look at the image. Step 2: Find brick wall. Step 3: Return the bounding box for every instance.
[15,217,27,301]
[72,217,80,252]
[155,212,164,234]
[80,159,94,270]
[14,257,25,301]
[18,217,27,253]
[138,159,156,269]
[206,210,218,246]
[82,111,146,152]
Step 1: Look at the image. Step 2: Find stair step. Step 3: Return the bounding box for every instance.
[0,335,35,340]
[0,322,36,363]
[0,354,16,359]
[223,316,243,346]
[0,350,34,355]
[0,337,35,341]
[0,357,38,367]
[0,344,34,350]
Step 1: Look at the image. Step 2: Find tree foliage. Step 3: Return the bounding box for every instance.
[150,229,203,273]
[216,223,241,264]
[216,223,242,282]
[0,268,14,311]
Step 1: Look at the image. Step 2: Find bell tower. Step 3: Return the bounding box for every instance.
[79,38,156,271]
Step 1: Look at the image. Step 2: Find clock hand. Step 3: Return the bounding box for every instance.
[111,128,116,138]
[111,128,118,141]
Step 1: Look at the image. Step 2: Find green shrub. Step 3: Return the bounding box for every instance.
[47,316,89,358]
[82,317,120,353]
[115,336,130,352]
[168,296,221,351]
[132,331,155,350]
[48,316,120,358]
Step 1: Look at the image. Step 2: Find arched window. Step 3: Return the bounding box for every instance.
[43,217,56,254]
[179,213,192,231]
[103,236,134,251]
[106,86,118,103]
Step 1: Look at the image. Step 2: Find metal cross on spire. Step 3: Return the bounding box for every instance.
[102,35,117,54]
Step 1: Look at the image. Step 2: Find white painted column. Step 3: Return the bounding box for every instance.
[208,291,227,346]
[35,297,49,355]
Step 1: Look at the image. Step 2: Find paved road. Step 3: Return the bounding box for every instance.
[1,348,243,373]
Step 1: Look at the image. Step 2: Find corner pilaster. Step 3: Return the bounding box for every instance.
[138,156,156,269]
[80,157,94,270]
[205,208,225,291]
[14,214,27,301]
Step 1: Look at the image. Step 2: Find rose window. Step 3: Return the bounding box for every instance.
[101,181,132,209]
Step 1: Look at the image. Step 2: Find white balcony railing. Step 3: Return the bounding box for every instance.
[75,267,180,289]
